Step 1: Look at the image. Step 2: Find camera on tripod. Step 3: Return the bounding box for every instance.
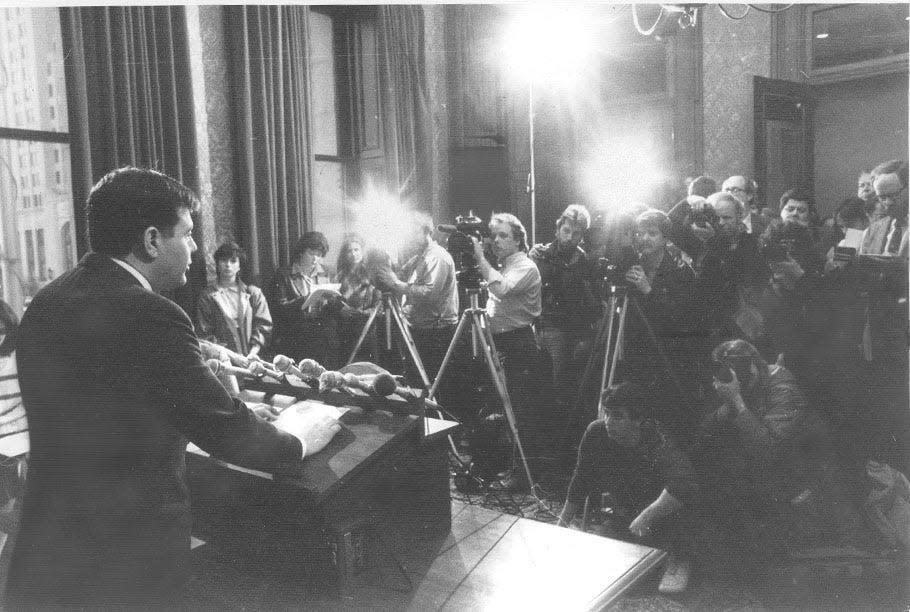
[591,247,639,296]
[438,211,490,290]
[364,248,395,293]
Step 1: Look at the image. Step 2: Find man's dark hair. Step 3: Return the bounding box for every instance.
[599,381,652,422]
[213,241,247,266]
[835,197,869,228]
[86,167,200,256]
[778,188,814,213]
[291,231,329,261]
[688,175,717,198]
[635,209,672,238]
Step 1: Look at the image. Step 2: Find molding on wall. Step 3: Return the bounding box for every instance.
[808,55,909,86]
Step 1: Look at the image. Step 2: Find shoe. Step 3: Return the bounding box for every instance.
[489,472,528,492]
[658,554,692,595]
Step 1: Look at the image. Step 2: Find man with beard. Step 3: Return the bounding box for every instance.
[529,204,597,392]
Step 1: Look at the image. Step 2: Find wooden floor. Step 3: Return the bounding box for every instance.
[186,499,666,611]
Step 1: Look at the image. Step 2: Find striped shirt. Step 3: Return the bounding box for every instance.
[0,353,29,457]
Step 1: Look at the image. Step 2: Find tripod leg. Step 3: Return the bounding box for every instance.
[428,311,473,399]
[346,304,382,365]
[597,295,620,419]
[474,314,536,491]
[388,298,431,388]
[604,295,629,396]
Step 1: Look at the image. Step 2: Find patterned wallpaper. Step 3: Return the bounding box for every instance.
[702,8,772,183]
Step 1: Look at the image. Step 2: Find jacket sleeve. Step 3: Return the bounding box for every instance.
[137,297,302,469]
[247,285,273,351]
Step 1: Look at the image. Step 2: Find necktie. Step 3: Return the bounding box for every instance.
[885,220,903,254]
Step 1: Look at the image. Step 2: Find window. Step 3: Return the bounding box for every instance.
[0,7,74,314]
[36,228,45,280]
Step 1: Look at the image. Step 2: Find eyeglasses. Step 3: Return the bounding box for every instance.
[724,186,746,194]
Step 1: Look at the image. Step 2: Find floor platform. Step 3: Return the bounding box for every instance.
[187,499,667,611]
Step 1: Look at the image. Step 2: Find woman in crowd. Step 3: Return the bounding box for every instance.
[334,234,380,363]
[558,382,699,594]
[197,242,273,361]
[271,231,340,365]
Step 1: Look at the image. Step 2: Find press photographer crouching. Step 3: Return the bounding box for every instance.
[692,340,861,572]
[558,382,699,594]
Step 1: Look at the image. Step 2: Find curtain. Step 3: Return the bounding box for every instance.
[378,6,435,216]
[61,6,204,316]
[225,6,312,281]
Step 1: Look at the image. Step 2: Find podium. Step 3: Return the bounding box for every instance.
[186,397,457,593]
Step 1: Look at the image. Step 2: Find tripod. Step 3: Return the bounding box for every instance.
[429,289,538,496]
[346,292,431,387]
[575,285,630,420]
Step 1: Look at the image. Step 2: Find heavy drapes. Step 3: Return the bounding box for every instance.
[378,6,435,216]
[225,6,312,280]
[61,5,204,315]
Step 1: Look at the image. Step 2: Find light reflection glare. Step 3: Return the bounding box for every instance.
[502,6,597,87]
[581,132,667,211]
[347,179,411,263]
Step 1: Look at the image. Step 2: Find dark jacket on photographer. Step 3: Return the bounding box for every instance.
[529,241,598,334]
[623,246,703,441]
[696,232,769,341]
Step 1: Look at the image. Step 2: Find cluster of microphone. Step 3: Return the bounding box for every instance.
[205,354,408,399]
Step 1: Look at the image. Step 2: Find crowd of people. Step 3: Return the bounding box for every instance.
[188,159,907,593]
[0,159,905,605]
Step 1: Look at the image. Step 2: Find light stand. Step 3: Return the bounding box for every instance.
[429,289,540,498]
[527,79,537,246]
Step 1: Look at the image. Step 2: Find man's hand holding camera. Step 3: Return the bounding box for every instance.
[713,369,748,419]
[624,265,652,295]
[375,266,407,295]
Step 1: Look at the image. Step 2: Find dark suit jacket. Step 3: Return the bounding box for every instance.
[6,254,302,609]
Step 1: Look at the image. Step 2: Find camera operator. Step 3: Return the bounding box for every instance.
[622,210,702,443]
[470,213,542,379]
[529,204,598,393]
[375,210,458,380]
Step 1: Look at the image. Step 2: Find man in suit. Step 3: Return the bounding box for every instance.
[860,160,908,258]
[722,175,769,237]
[6,167,340,609]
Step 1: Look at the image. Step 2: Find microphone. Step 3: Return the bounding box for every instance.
[248,360,284,380]
[273,355,307,379]
[206,359,258,379]
[298,359,326,379]
[436,224,458,233]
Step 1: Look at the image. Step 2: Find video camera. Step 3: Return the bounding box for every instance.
[364,248,395,293]
[591,246,639,297]
[438,211,490,290]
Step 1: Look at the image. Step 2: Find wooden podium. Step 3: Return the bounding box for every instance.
[187,394,457,593]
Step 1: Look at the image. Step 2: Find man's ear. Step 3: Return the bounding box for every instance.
[141,226,161,259]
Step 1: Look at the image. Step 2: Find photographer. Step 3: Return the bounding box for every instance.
[376,210,458,379]
[622,210,702,442]
[693,340,859,569]
[529,204,598,392]
[470,213,541,380]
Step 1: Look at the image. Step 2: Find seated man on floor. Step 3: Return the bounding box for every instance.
[558,382,699,594]
[694,339,862,572]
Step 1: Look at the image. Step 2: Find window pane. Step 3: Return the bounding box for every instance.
[0,140,76,315]
[0,7,68,132]
[311,161,346,274]
[310,11,339,156]
[359,22,380,151]
[812,4,910,70]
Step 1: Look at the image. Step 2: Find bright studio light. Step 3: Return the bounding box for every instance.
[581,132,667,210]
[502,6,597,86]
[347,180,411,261]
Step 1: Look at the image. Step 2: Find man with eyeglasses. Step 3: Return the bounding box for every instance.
[721,175,768,237]
[860,160,908,258]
